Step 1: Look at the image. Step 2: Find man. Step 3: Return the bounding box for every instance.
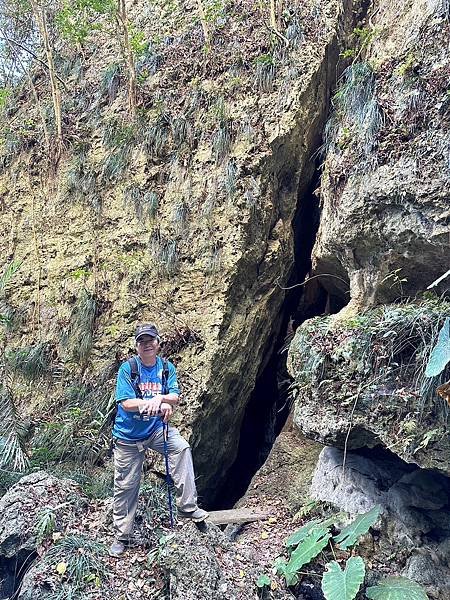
[109,323,208,557]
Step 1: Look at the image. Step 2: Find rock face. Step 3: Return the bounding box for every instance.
[311,446,450,599]
[161,521,291,600]
[237,415,322,512]
[312,0,450,310]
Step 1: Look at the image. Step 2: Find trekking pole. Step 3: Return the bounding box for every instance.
[162,420,175,528]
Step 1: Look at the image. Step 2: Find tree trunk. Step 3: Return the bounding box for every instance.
[196,0,210,47]
[29,0,63,161]
[116,0,136,118]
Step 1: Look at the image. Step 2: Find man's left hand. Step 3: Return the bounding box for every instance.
[160,402,173,423]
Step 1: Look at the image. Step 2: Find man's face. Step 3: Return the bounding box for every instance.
[136,335,159,362]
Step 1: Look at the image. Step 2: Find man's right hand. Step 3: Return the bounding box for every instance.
[160,402,173,423]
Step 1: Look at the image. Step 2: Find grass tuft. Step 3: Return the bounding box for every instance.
[6,342,53,381]
[171,115,192,148]
[144,191,159,219]
[63,147,99,211]
[223,159,237,200]
[143,115,169,158]
[285,16,304,47]
[149,232,179,277]
[0,381,30,472]
[323,62,383,159]
[45,534,108,586]
[172,200,189,232]
[65,289,97,367]
[255,54,276,92]
[100,62,122,103]
[204,243,223,276]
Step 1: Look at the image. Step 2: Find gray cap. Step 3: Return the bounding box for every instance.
[135,323,159,341]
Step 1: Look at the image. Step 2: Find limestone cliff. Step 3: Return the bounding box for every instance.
[0,0,361,502]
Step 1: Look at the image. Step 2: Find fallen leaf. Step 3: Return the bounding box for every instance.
[56,562,67,575]
[260,532,269,540]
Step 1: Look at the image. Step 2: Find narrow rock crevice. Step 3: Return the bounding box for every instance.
[213,170,347,509]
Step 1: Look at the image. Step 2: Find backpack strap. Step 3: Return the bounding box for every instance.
[128,356,143,399]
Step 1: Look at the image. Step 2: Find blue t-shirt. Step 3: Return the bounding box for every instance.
[112,356,180,441]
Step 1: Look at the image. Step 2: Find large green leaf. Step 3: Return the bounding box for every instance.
[285,526,331,586]
[321,557,365,600]
[366,576,429,600]
[334,505,381,550]
[286,516,335,548]
[425,318,450,377]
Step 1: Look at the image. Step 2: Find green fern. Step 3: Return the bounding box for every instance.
[322,557,365,600]
[366,576,429,600]
[333,505,381,550]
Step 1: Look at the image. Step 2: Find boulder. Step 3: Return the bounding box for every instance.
[287,299,450,475]
[0,471,85,600]
[310,446,450,599]
[0,471,84,558]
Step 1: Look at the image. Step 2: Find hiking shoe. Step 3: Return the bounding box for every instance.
[108,539,125,558]
[177,508,209,522]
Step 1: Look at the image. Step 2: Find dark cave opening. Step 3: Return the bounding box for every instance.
[213,170,347,510]
[0,550,37,600]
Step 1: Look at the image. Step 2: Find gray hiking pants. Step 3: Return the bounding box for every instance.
[113,425,198,540]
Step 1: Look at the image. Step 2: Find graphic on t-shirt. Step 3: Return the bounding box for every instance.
[139,381,162,397]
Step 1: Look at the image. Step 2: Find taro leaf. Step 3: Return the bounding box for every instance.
[321,556,365,600]
[256,574,271,588]
[285,526,331,586]
[273,556,288,576]
[286,519,321,547]
[425,318,450,378]
[286,515,339,548]
[334,505,381,550]
[366,576,429,600]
